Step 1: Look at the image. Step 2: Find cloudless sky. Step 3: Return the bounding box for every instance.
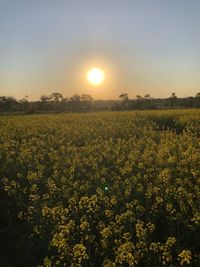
[1,0,200,100]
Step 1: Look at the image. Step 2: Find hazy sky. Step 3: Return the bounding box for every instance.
[1,0,200,100]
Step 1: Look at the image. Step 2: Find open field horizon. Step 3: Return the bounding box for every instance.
[1,92,200,114]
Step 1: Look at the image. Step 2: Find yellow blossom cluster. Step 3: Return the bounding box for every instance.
[0,110,200,266]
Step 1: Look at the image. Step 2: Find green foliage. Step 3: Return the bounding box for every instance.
[0,110,200,266]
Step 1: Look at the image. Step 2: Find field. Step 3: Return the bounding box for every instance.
[0,110,200,267]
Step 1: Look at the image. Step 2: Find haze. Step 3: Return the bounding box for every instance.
[1,0,200,100]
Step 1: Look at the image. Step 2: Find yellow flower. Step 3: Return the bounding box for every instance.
[72,243,89,263]
[178,250,192,265]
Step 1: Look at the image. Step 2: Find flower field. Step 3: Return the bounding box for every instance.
[0,110,200,267]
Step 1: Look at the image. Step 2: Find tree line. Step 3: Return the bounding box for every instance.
[116,92,200,110]
[0,91,200,113]
[0,93,93,113]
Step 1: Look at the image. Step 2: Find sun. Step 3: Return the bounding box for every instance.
[87,68,105,86]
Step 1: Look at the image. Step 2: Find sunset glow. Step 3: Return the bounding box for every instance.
[87,68,105,86]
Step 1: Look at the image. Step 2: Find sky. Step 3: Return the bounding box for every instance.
[1,0,200,100]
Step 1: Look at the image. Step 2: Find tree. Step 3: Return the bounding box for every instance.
[144,94,151,99]
[70,94,81,102]
[169,92,177,108]
[119,93,129,101]
[80,94,93,102]
[194,92,200,108]
[50,92,63,102]
[40,95,50,102]
[40,95,50,111]
[119,93,129,109]
[195,92,200,98]
[19,95,29,102]
[80,94,93,111]
[136,95,143,100]
[49,92,63,111]
[143,94,153,109]
[19,95,29,112]
[68,95,81,111]
[0,96,17,112]
[170,92,177,99]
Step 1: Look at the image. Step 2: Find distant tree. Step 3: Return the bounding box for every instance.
[81,94,93,101]
[144,94,151,99]
[0,96,6,101]
[170,92,177,99]
[195,92,200,98]
[194,92,200,107]
[58,97,69,112]
[69,94,81,111]
[40,95,50,111]
[40,95,50,102]
[19,95,29,111]
[19,95,29,103]
[136,95,143,100]
[0,96,17,112]
[49,92,63,111]
[119,93,129,101]
[50,92,63,102]
[169,92,177,108]
[143,94,153,109]
[62,97,69,103]
[80,94,93,111]
[19,95,29,102]
[70,94,81,102]
[119,93,129,109]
